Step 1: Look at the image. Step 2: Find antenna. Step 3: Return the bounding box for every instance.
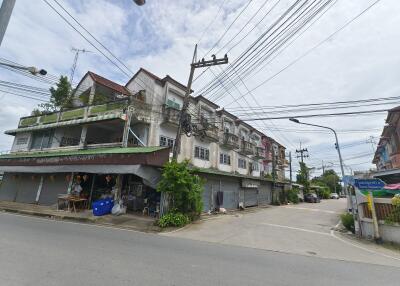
[70,48,91,85]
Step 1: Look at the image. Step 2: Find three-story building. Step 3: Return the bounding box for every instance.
[0,68,288,212]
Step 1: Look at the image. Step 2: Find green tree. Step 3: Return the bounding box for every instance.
[296,162,310,192]
[38,76,72,112]
[312,169,341,194]
[157,160,205,217]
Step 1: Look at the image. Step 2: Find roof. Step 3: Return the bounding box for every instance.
[88,72,131,95]
[0,146,166,160]
[194,95,219,109]
[194,167,288,184]
[126,68,191,92]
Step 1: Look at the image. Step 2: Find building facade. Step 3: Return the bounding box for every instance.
[0,68,288,212]
[373,107,400,183]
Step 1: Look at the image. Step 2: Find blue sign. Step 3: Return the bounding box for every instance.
[354,179,385,190]
[342,176,355,186]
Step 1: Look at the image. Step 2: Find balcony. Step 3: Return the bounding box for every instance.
[162,105,180,126]
[222,132,239,149]
[239,139,254,155]
[254,146,266,159]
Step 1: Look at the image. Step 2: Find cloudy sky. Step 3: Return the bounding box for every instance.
[0,0,399,177]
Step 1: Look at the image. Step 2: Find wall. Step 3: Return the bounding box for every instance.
[360,219,400,244]
[11,132,31,152]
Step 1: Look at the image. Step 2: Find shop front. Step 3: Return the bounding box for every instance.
[0,147,169,216]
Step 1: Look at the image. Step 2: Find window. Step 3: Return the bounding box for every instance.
[219,153,231,165]
[159,135,175,148]
[30,130,54,150]
[166,99,180,110]
[252,162,259,171]
[16,137,28,145]
[194,146,209,160]
[238,158,247,169]
[223,120,232,133]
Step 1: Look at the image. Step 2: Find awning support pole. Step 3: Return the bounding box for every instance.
[35,175,44,204]
[129,128,146,146]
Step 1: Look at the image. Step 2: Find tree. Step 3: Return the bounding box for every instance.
[312,169,341,194]
[37,76,72,113]
[296,162,310,192]
[157,160,205,217]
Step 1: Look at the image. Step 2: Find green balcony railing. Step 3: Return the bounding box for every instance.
[60,108,85,121]
[19,116,39,127]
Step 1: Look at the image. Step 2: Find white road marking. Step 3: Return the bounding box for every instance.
[258,222,331,236]
[330,220,400,262]
[283,206,340,214]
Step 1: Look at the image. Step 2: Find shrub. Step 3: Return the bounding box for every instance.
[157,160,204,216]
[287,188,299,204]
[385,194,400,225]
[341,212,355,233]
[158,212,190,228]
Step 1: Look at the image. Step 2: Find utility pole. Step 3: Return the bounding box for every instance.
[172,45,228,159]
[296,142,309,163]
[70,48,90,84]
[0,0,16,46]
[272,146,277,203]
[322,160,325,175]
[289,151,292,183]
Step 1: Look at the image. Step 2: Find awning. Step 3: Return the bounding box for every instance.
[5,113,123,135]
[0,146,170,168]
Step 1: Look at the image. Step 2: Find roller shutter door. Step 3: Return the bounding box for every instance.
[14,174,40,204]
[0,173,19,201]
[258,183,272,205]
[244,188,258,207]
[220,178,240,210]
[39,174,69,206]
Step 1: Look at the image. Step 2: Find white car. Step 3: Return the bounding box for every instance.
[330,193,339,199]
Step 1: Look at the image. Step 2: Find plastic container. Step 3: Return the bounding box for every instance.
[92,198,114,216]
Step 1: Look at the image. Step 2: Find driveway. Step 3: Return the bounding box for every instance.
[163,199,400,267]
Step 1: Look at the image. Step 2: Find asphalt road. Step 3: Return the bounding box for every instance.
[1,208,400,286]
[164,199,400,266]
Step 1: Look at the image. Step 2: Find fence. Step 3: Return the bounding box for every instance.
[361,202,399,222]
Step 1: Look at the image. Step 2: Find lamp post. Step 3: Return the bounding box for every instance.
[0,62,47,75]
[289,118,355,214]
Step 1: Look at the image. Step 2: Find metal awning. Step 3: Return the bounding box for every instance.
[5,113,123,135]
[0,164,161,189]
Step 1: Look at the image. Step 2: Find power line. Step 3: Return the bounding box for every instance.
[196,0,228,45]
[223,0,382,107]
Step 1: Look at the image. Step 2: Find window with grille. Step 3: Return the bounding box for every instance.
[194,146,210,161]
[219,153,231,165]
[159,136,175,147]
[238,158,247,169]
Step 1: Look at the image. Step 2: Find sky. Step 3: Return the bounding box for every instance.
[0,0,399,177]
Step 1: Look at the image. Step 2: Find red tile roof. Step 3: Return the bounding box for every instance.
[87,71,131,95]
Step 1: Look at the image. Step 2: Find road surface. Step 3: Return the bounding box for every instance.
[1,200,400,285]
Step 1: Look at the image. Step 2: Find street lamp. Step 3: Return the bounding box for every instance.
[0,62,47,75]
[289,118,354,209]
[133,0,145,5]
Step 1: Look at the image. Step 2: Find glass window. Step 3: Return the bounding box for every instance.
[194,146,209,161]
[238,158,247,169]
[16,137,28,145]
[30,130,54,150]
[160,136,174,147]
[220,153,231,165]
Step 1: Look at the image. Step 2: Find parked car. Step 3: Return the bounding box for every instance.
[304,193,320,203]
[330,193,339,199]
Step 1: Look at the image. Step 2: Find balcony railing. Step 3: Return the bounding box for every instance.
[222,132,239,149]
[17,99,130,128]
[254,146,266,159]
[163,105,180,126]
[240,139,255,155]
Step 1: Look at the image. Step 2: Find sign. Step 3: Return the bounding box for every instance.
[342,175,355,186]
[242,179,260,188]
[354,179,385,190]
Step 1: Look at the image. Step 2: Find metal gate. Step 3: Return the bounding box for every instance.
[39,174,69,205]
[258,182,272,205]
[244,188,258,207]
[0,173,18,201]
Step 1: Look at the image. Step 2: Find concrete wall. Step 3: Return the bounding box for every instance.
[360,219,400,244]
[11,132,32,152]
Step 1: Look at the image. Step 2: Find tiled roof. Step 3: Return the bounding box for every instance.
[88,72,131,95]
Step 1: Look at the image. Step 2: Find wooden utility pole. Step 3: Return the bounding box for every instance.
[296,142,308,163]
[289,151,292,183]
[0,0,16,46]
[172,45,228,159]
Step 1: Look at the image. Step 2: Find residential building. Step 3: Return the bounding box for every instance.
[372,107,400,183]
[0,68,288,212]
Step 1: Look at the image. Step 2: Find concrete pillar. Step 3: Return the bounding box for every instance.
[79,125,88,148]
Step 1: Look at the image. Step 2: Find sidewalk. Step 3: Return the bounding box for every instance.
[0,201,161,232]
